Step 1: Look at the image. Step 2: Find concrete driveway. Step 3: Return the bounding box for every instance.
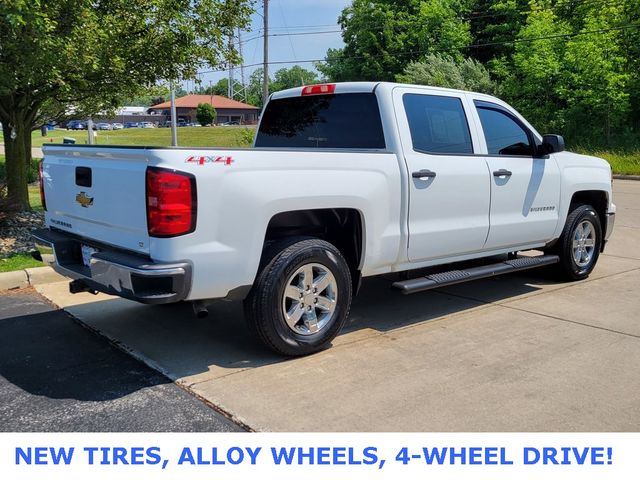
[34,180,640,431]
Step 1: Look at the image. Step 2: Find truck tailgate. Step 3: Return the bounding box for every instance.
[42,146,150,254]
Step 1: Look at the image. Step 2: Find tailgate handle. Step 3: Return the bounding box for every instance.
[76,167,92,187]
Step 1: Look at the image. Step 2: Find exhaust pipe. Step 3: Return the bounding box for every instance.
[69,279,98,295]
[192,301,209,319]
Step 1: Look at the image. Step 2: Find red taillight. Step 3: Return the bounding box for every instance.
[301,84,336,96]
[39,160,47,211]
[146,167,196,237]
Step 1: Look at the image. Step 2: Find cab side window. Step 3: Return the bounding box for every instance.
[403,94,473,154]
[475,104,534,156]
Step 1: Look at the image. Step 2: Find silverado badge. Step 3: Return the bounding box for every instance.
[76,191,94,208]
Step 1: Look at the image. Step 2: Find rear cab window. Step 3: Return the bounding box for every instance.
[255,93,386,149]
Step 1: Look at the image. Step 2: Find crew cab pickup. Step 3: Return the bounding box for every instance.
[33,82,616,356]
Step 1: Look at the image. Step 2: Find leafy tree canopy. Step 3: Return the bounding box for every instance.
[271,66,319,92]
[397,54,497,94]
[318,0,471,81]
[0,0,252,210]
[196,103,217,126]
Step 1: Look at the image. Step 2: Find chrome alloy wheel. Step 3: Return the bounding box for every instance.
[572,219,596,268]
[282,263,338,336]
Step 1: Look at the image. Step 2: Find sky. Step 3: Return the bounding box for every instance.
[184,0,352,92]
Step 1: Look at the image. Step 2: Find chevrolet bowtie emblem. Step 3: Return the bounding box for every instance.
[76,191,94,208]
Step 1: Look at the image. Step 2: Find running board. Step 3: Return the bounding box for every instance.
[392,255,560,295]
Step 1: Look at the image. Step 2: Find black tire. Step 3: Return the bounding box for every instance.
[244,237,352,356]
[552,204,602,280]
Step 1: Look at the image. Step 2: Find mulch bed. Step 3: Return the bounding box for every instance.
[0,210,44,257]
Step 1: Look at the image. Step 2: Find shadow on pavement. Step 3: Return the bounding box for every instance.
[62,269,556,381]
[0,308,170,401]
[0,290,244,431]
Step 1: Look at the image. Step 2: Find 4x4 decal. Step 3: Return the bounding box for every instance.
[185,155,234,166]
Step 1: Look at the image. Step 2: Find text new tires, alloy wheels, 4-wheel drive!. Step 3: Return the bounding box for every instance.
[244,238,353,356]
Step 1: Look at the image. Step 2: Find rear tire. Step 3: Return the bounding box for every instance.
[244,237,352,356]
[552,204,602,280]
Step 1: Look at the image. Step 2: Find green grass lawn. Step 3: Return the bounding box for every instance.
[577,150,640,176]
[0,253,42,273]
[28,129,640,174]
[28,184,42,211]
[33,126,255,148]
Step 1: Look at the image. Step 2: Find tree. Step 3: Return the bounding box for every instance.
[318,0,471,82]
[245,68,271,108]
[196,103,217,126]
[397,54,497,94]
[0,0,252,210]
[200,78,229,96]
[468,0,530,64]
[271,66,319,91]
[125,85,171,107]
[561,4,630,145]
[498,6,571,135]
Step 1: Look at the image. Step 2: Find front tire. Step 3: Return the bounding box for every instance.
[553,204,602,280]
[244,237,352,356]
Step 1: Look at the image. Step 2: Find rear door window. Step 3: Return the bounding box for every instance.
[402,94,473,154]
[255,93,385,149]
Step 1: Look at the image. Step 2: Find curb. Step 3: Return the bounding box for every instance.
[0,266,65,291]
[613,175,640,181]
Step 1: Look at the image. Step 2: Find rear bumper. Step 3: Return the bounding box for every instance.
[32,228,191,304]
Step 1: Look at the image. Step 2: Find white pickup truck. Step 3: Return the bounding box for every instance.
[33,82,616,355]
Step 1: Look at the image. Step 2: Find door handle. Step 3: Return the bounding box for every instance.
[493,169,512,177]
[412,169,436,180]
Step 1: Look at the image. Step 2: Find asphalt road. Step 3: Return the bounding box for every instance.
[0,288,243,432]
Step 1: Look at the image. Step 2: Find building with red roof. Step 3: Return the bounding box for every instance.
[148,95,260,125]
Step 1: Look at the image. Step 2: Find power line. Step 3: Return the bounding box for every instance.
[231,0,626,48]
[196,22,640,76]
[233,0,626,46]
[238,29,342,45]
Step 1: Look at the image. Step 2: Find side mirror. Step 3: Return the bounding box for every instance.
[541,134,565,154]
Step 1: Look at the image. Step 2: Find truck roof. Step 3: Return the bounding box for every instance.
[270,81,496,101]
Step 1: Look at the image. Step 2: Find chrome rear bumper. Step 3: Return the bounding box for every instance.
[32,228,191,304]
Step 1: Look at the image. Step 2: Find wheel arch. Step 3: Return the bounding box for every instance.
[261,208,365,294]
[569,190,608,251]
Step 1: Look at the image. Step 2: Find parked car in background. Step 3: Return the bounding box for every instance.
[140,122,155,128]
[66,120,86,130]
[96,122,112,130]
[177,120,188,127]
[112,123,124,130]
[124,122,140,129]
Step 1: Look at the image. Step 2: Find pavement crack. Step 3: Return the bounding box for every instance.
[497,303,640,340]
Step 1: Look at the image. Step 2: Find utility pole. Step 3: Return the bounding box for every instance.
[228,33,236,100]
[262,0,269,106]
[87,119,94,145]
[238,27,246,102]
[170,83,178,147]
